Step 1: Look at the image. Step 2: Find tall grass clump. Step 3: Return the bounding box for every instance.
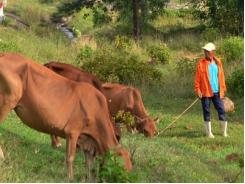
[0,39,21,52]
[94,150,136,183]
[159,57,197,98]
[227,69,244,98]
[114,35,135,50]
[175,57,197,76]
[202,28,221,42]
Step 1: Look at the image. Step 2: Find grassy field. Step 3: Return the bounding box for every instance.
[0,0,244,182]
[0,97,243,182]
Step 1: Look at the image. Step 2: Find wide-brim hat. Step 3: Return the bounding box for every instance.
[202,42,216,51]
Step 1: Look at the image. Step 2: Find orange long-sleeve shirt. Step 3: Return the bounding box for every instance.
[194,57,227,98]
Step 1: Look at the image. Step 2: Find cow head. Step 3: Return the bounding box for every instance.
[136,117,158,137]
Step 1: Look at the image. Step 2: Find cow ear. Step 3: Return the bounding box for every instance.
[154,117,160,124]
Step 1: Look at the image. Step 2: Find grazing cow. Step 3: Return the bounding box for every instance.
[44,62,121,148]
[0,53,132,180]
[102,83,158,137]
[44,62,158,137]
[44,61,103,93]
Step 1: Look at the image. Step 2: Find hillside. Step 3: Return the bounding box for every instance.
[0,0,244,182]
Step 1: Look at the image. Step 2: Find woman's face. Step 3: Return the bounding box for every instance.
[204,50,214,60]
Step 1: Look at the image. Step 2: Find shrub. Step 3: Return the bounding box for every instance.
[191,0,243,35]
[113,111,136,128]
[114,35,134,50]
[175,57,197,76]
[94,150,136,182]
[72,26,81,37]
[219,36,244,63]
[163,8,192,18]
[80,48,162,84]
[92,4,112,26]
[0,39,21,52]
[69,8,94,34]
[227,69,244,97]
[147,44,170,65]
[77,45,94,60]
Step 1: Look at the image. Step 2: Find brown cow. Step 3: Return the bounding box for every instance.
[44,62,158,137]
[102,83,158,137]
[44,61,103,93]
[44,62,121,148]
[0,53,132,180]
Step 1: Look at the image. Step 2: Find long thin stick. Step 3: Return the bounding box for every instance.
[157,98,199,136]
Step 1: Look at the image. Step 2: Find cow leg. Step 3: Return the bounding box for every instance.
[0,97,19,160]
[0,95,14,124]
[0,73,22,123]
[84,150,96,182]
[78,134,97,182]
[50,135,62,148]
[66,133,79,180]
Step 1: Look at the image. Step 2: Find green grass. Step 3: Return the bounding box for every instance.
[0,96,243,182]
[0,0,244,182]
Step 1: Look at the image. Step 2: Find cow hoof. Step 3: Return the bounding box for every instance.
[52,143,62,149]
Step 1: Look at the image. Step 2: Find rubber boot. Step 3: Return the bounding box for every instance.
[220,121,228,137]
[204,121,215,138]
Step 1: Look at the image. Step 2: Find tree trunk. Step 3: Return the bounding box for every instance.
[132,0,140,41]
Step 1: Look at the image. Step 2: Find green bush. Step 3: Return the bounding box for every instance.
[191,0,243,35]
[77,45,94,60]
[80,48,162,84]
[72,26,81,37]
[163,8,192,18]
[227,69,244,97]
[175,57,197,76]
[147,44,170,65]
[0,39,21,52]
[92,4,112,26]
[113,111,136,128]
[70,8,94,34]
[219,36,244,63]
[114,35,134,50]
[94,150,136,182]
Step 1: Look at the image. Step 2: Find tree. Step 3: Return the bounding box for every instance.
[132,0,140,41]
[105,0,169,41]
[191,0,243,35]
[53,0,169,40]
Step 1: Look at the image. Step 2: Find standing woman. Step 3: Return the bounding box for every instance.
[195,43,228,138]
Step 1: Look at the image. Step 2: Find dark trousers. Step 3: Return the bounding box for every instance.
[201,93,226,122]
